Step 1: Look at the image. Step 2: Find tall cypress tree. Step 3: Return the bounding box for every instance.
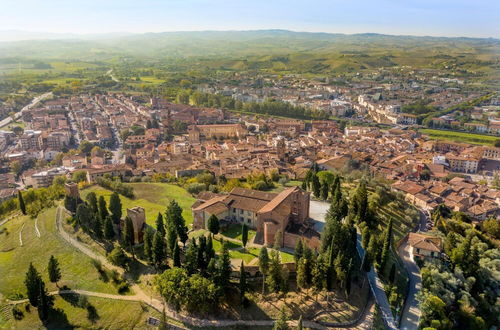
[48,255,61,287]
[259,246,270,294]
[109,192,122,224]
[294,239,304,264]
[379,219,393,272]
[218,239,231,289]
[239,261,247,304]
[241,224,249,248]
[25,263,41,306]
[37,280,50,321]
[104,215,115,240]
[143,228,153,263]
[152,230,166,269]
[86,192,98,214]
[155,213,165,237]
[18,190,26,215]
[205,235,215,265]
[320,181,329,200]
[122,216,135,255]
[98,196,108,221]
[311,174,321,198]
[173,244,181,267]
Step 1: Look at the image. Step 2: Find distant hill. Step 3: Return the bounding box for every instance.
[0,30,498,60]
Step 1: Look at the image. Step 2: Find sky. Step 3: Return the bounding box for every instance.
[1,0,499,38]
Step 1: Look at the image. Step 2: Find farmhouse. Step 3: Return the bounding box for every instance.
[192,186,320,249]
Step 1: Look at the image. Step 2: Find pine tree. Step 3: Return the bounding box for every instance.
[239,261,247,304]
[296,258,308,290]
[173,244,181,267]
[379,219,393,272]
[143,228,153,263]
[155,213,165,237]
[294,239,304,264]
[25,263,41,306]
[241,224,249,248]
[166,200,188,246]
[152,230,166,269]
[98,196,108,221]
[312,254,327,292]
[273,307,289,330]
[109,192,122,224]
[197,236,207,272]
[311,174,321,198]
[207,214,220,237]
[166,220,178,254]
[18,190,26,215]
[48,255,61,287]
[104,215,115,240]
[86,192,98,214]
[218,240,232,289]
[259,246,270,294]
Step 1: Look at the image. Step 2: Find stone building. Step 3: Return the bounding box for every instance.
[126,207,146,244]
[188,124,247,143]
[64,182,80,199]
[192,186,320,249]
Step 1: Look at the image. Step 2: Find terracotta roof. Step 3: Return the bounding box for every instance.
[258,187,299,214]
[408,233,443,253]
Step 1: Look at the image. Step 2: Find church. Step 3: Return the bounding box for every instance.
[192,186,320,249]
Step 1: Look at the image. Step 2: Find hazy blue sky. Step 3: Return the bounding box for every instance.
[1,0,498,38]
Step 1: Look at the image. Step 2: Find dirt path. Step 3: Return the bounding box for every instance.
[19,223,25,246]
[34,216,41,238]
[53,206,368,329]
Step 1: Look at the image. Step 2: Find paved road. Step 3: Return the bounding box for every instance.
[356,232,398,330]
[0,92,52,128]
[398,209,427,329]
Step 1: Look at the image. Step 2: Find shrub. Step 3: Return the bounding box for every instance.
[12,306,24,320]
[186,183,206,195]
[117,282,130,294]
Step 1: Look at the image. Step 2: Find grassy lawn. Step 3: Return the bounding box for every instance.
[0,208,119,300]
[269,180,303,193]
[221,223,256,242]
[420,128,499,146]
[1,296,161,329]
[81,183,196,227]
[0,121,25,131]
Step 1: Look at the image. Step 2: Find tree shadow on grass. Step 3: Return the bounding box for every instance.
[86,304,99,323]
[45,307,74,330]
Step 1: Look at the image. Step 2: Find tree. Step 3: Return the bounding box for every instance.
[294,239,304,264]
[18,191,26,215]
[166,220,178,254]
[25,263,41,306]
[64,195,78,213]
[152,231,167,269]
[93,216,103,239]
[205,235,215,265]
[48,255,61,287]
[379,219,393,272]
[184,239,198,274]
[173,244,181,267]
[273,229,283,250]
[76,203,93,232]
[122,216,135,254]
[241,224,249,248]
[311,174,321,198]
[239,261,247,304]
[207,214,220,237]
[86,192,98,214]
[109,192,122,224]
[259,246,270,293]
[320,180,329,200]
[389,263,396,284]
[98,196,108,220]
[296,258,308,290]
[155,267,188,311]
[155,213,165,237]
[143,228,153,263]
[273,307,290,330]
[267,250,286,293]
[104,215,115,240]
[108,246,128,268]
[217,240,231,289]
[37,280,51,321]
[166,200,188,246]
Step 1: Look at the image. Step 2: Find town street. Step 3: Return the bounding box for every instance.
[0,92,52,128]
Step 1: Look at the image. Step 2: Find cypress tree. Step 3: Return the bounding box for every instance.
[166,220,178,254]
[48,255,61,287]
[239,261,247,304]
[155,213,165,237]
[185,239,198,274]
[122,216,135,253]
[104,215,115,240]
[37,280,50,321]
[294,239,304,264]
[311,174,321,198]
[173,244,181,267]
[143,228,153,263]
[86,192,98,214]
[197,236,207,272]
[205,235,215,264]
[218,239,231,289]
[109,192,122,224]
[152,230,166,269]
[93,216,103,239]
[259,246,270,294]
[379,219,393,272]
[18,190,26,215]
[25,263,41,306]
[98,196,108,220]
[241,224,249,248]
[320,180,329,200]
[389,263,396,284]
[207,214,220,237]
